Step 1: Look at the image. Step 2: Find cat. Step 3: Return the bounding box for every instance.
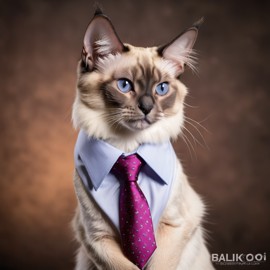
[72,8,214,270]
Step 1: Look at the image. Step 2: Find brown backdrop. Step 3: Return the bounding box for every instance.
[0,0,269,269]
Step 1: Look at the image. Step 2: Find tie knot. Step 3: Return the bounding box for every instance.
[112,154,143,182]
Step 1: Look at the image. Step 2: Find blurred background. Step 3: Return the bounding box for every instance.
[0,0,269,269]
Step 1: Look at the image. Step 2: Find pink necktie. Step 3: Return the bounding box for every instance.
[112,154,157,269]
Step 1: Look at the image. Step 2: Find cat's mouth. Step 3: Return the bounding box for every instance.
[125,117,153,130]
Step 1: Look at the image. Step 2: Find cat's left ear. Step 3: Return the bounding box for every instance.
[158,18,203,76]
[82,9,126,71]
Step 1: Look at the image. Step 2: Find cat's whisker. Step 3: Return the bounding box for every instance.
[180,131,197,160]
[103,111,124,130]
[185,116,210,134]
[106,118,117,125]
[191,114,213,126]
[184,118,209,150]
[105,115,120,124]
[108,115,123,126]
[180,133,193,159]
[112,119,123,131]
[182,125,205,149]
[183,102,199,109]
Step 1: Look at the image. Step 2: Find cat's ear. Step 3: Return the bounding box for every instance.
[82,9,126,71]
[158,18,203,76]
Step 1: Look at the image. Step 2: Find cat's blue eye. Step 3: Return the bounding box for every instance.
[155,82,169,96]
[117,79,133,93]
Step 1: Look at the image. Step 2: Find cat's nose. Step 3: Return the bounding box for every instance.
[138,95,154,115]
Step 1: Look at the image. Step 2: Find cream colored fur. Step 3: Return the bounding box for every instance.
[72,33,214,269]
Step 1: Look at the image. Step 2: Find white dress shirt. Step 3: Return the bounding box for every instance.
[74,130,178,232]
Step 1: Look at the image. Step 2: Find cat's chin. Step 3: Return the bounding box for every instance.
[124,118,153,131]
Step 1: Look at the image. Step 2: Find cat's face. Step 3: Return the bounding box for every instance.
[73,11,200,147]
[79,46,187,131]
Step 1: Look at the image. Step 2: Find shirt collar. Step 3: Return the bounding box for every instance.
[75,130,175,190]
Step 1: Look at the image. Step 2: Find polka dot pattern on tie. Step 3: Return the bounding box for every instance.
[112,154,157,270]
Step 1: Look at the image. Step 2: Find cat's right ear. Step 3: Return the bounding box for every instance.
[157,18,203,76]
[81,10,126,71]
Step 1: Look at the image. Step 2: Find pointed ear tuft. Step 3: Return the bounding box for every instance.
[192,17,204,30]
[81,13,125,71]
[158,20,202,76]
[94,5,104,16]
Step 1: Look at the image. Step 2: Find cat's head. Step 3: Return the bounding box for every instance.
[72,10,201,150]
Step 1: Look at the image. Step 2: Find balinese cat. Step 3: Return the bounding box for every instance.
[72,9,214,270]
